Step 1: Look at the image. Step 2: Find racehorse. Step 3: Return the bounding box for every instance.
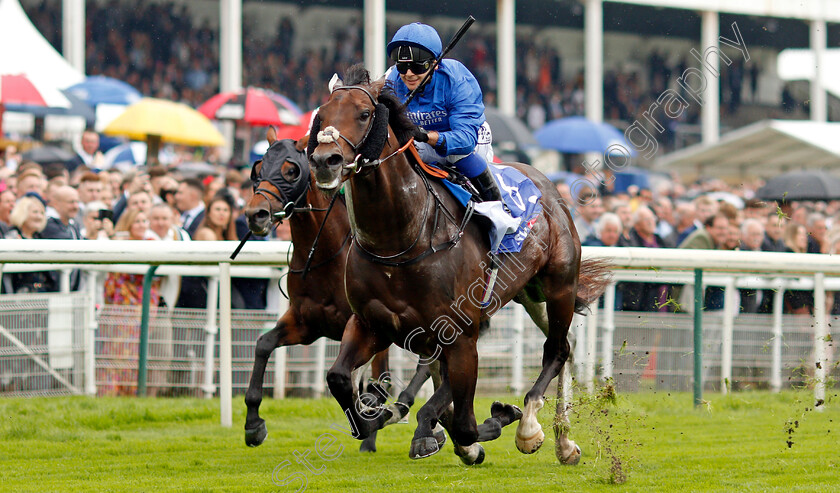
[308,64,611,463]
[242,130,432,452]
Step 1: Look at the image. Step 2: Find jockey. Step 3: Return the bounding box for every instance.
[385,22,502,203]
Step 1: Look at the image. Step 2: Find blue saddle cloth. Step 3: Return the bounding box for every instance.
[439,164,542,253]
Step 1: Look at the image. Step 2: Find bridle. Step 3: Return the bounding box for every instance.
[317,85,411,175]
[317,86,473,267]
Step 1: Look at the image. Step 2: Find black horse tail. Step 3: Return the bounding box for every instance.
[574,258,614,315]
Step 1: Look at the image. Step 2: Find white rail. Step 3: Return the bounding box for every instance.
[0,241,835,415]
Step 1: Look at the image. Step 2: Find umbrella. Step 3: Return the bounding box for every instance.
[20,145,75,165]
[103,98,225,163]
[198,87,303,126]
[535,116,636,156]
[484,106,538,149]
[5,89,95,125]
[0,73,70,136]
[66,75,142,106]
[756,171,840,202]
[103,141,147,168]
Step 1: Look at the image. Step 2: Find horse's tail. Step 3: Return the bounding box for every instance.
[574,257,614,315]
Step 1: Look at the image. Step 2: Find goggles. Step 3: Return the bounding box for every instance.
[395,59,433,75]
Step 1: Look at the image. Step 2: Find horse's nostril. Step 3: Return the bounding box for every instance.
[326,153,344,168]
[252,209,269,222]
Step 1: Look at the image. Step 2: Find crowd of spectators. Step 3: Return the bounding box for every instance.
[23,1,773,154]
[560,174,840,316]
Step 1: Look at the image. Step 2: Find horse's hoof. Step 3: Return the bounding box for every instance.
[409,437,440,460]
[491,401,523,424]
[384,402,410,426]
[359,436,377,453]
[557,443,581,465]
[244,420,268,447]
[433,423,447,447]
[455,443,485,466]
[515,428,545,454]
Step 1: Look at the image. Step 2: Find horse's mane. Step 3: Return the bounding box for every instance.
[343,63,417,146]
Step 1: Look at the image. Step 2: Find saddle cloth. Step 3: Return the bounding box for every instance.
[438,164,542,254]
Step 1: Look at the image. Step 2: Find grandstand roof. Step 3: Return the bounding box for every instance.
[655,120,840,178]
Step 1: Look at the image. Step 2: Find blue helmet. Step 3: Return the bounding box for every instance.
[387,23,442,61]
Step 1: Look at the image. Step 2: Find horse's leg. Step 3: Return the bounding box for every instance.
[382,361,431,426]
[244,311,305,447]
[326,315,391,441]
[409,360,454,459]
[360,349,391,452]
[553,354,581,464]
[446,338,522,448]
[516,282,576,458]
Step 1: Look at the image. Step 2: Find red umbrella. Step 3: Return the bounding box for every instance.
[197,87,303,127]
[0,74,49,137]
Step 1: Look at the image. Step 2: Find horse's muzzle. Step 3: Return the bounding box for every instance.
[310,151,345,190]
[244,207,272,236]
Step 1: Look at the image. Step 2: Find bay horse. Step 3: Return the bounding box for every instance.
[242,130,432,452]
[308,64,611,462]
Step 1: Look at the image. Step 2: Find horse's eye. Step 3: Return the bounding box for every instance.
[360,111,371,121]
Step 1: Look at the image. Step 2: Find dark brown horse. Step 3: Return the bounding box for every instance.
[308,65,611,462]
[242,130,431,451]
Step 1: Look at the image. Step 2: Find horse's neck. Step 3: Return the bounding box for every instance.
[346,140,429,253]
[289,189,349,263]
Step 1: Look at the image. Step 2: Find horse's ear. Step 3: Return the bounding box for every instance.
[294,135,308,152]
[267,126,277,145]
[329,73,343,93]
[370,76,387,98]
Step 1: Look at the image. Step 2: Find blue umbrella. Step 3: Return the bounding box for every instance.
[66,76,142,106]
[535,116,636,156]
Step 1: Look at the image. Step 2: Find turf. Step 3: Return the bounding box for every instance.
[0,389,837,492]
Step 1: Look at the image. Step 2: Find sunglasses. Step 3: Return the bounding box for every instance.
[396,59,433,75]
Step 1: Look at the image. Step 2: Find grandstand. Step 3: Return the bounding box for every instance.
[19,0,835,168]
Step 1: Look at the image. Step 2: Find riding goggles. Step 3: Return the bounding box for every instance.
[395,59,433,75]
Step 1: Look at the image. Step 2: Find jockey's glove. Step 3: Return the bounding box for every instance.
[414,127,430,143]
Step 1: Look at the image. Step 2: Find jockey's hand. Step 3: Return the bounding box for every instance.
[413,127,430,143]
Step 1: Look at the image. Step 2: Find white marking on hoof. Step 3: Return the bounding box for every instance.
[455,442,484,465]
[557,442,581,465]
[515,397,545,454]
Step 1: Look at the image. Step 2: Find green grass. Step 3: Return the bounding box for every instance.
[0,389,838,492]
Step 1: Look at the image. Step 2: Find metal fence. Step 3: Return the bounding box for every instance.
[2,289,837,398]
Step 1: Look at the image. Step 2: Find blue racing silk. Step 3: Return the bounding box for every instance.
[386,58,486,157]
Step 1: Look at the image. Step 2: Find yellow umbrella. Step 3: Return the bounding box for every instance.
[103,98,226,163]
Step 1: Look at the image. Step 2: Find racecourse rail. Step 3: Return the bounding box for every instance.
[0,240,835,424]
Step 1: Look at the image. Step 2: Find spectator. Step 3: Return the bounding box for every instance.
[806,212,827,254]
[572,191,603,243]
[15,167,46,198]
[175,178,206,238]
[99,207,161,396]
[673,201,697,244]
[583,212,622,247]
[68,129,105,173]
[112,170,152,222]
[42,186,81,240]
[618,206,673,311]
[782,223,812,314]
[679,213,730,309]
[80,201,112,240]
[4,195,57,294]
[0,189,15,235]
[679,213,729,251]
[127,190,153,215]
[762,212,787,252]
[192,193,237,241]
[739,218,766,313]
[652,196,677,244]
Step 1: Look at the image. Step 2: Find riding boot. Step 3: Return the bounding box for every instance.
[470,167,503,203]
